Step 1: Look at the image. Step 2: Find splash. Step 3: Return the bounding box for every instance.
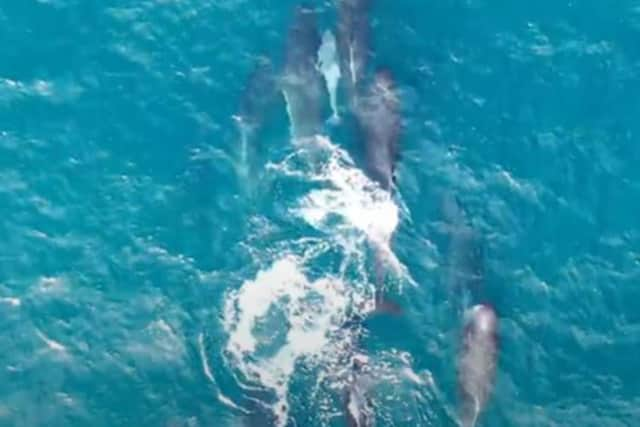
[223,134,414,425]
[233,116,252,180]
[286,136,413,282]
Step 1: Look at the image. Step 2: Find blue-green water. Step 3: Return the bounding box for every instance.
[1,1,639,426]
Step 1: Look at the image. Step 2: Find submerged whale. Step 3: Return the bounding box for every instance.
[342,297,402,427]
[342,313,376,427]
[282,4,325,140]
[355,69,401,192]
[234,57,279,176]
[458,304,499,427]
[441,194,485,313]
[443,197,496,426]
[236,57,278,137]
[337,0,372,106]
[318,30,342,124]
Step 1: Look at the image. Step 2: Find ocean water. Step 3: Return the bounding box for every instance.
[1,1,639,426]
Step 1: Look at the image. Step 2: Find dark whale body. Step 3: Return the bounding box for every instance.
[355,70,400,191]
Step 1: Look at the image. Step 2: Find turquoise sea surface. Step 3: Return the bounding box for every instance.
[1,1,639,426]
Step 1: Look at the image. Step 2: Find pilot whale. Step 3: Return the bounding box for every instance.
[342,312,375,427]
[355,69,400,192]
[441,194,485,314]
[235,57,278,138]
[282,4,325,140]
[337,0,372,106]
[342,296,402,427]
[458,304,499,427]
[234,56,279,175]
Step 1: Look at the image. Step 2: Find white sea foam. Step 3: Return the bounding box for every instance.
[231,116,253,185]
[223,256,349,426]
[197,333,249,414]
[0,297,20,307]
[37,275,65,292]
[36,329,67,354]
[284,136,414,283]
